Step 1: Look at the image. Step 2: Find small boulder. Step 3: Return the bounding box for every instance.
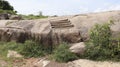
[69,42,86,54]
[7,50,23,58]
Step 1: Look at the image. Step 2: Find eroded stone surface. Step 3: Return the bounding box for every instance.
[0,11,120,45]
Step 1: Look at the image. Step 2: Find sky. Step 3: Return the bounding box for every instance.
[6,0,120,16]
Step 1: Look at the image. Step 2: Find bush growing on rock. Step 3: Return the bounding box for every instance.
[84,22,120,61]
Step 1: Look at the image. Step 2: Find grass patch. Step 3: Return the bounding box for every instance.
[0,41,24,66]
[19,40,52,58]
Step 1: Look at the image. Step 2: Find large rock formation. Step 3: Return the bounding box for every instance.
[0,10,120,46]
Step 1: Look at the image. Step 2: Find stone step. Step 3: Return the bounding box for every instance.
[50,19,74,28]
[51,25,74,28]
[51,22,71,26]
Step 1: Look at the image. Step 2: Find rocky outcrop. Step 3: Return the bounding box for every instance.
[0,11,120,46]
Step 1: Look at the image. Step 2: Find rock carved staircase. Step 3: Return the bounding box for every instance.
[50,19,74,28]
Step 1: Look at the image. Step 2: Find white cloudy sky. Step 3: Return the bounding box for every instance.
[6,0,120,16]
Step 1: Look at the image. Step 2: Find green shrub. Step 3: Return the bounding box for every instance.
[90,23,111,47]
[84,22,120,61]
[52,43,78,62]
[19,40,52,58]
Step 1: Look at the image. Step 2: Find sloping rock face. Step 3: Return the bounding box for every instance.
[0,11,120,45]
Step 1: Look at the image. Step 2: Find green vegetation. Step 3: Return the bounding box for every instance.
[19,14,48,20]
[0,41,77,62]
[52,43,78,62]
[19,40,52,58]
[0,41,22,58]
[0,9,16,14]
[83,22,120,61]
[0,0,17,14]
[0,41,23,66]
[0,40,52,58]
[0,0,14,10]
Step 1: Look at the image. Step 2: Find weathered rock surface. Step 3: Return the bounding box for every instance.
[69,42,85,54]
[68,59,120,67]
[22,58,120,67]
[1,58,120,67]
[7,50,23,58]
[22,58,68,67]
[33,58,50,67]
[0,11,120,45]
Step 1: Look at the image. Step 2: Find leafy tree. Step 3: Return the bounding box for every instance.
[0,0,17,14]
[0,0,14,10]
